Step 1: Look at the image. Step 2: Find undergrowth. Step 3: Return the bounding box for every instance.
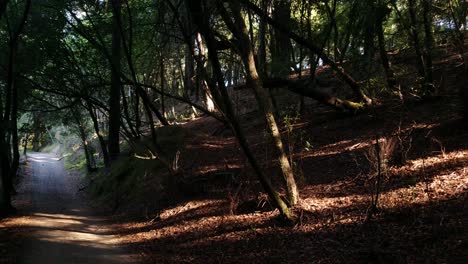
[87,125,196,216]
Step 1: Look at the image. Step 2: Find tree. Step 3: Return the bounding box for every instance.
[108,0,122,159]
[0,0,31,213]
[270,0,292,78]
[0,0,8,19]
[218,0,299,206]
[187,0,295,220]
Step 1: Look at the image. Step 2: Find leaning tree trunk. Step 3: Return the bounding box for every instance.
[220,0,299,206]
[187,0,294,221]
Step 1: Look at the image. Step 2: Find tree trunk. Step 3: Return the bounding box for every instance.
[0,0,9,20]
[257,0,268,79]
[375,6,397,91]
[270,0,292,78]
[109,0,122,159]
[120,85,138,138]
[73,109,95,173]
[185,45,195,95]
[23,134,29,157]
[134,90,141,136]
[2,0,31,208]
[220,0,299,206]
[0,129,13,211]
[160,53,166,117]
[0,165,5,212]
[422,0,434,94]
[407,0,426,80]
[78,125,94,173]
[195,32,215,112]
[86,102,110,167]
[10,79,20,190]
[281,79,364,112]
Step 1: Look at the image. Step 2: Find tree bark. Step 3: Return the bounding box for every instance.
[109,0,122,159]
[257,0,268,79]
[375,5,397,91]
[185,45,195,95]
[133,90,141,136]
[407,0,426,80]
[0,130,13,211]
[270,0,292,78]
[0,0,8,20]
[0,0,31,211]
[422,0,434,94]
[160,53,166,117]
[78,124,94,173]
[120,85,138,138]
[195,32,215,112]
[86,101,110,167]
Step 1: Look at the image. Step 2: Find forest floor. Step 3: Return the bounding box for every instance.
[107,100,468,263]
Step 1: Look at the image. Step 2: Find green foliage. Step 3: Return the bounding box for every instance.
[282,111,306,182]
[364,75,388,98]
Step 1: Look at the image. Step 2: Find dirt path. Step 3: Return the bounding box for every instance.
[11,152,134,264]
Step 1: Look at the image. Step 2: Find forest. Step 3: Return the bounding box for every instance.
[0,0,467,263]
